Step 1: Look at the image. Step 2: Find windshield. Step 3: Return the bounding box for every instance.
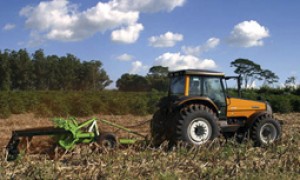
[170,76,185,95]
[203,77,226,106]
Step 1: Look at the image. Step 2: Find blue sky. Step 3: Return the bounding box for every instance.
[1,0,299,88]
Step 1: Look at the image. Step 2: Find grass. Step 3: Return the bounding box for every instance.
[0,113,299,179]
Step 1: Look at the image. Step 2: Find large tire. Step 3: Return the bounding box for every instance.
[150,110,166,147]
[250,114,281,146]
[175,104,220,145]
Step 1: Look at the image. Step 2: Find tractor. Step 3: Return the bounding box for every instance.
[150,69,282,147]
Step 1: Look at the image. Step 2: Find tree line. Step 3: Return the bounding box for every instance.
[0,49,112,91]
[0,49,298,92]
[1,49,300,118]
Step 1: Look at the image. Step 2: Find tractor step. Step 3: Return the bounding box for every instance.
[220,124,241,132]
[219,120,241,133]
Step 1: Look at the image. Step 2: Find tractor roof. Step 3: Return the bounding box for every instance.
[169,69,225,77]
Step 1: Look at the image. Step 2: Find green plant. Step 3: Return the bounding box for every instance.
[8,93,26,114]
[0,92,11,118]
[291,97,300,112]
[268,95,292,113]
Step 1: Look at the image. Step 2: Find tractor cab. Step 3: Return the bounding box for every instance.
[168,69,228,118]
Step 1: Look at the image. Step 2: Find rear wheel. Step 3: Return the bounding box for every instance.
[150,110,166,147]
[175,104,220,145]
[251,114,281,146]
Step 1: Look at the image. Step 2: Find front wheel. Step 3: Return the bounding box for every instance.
[175,104,220,145]
[251,114,281,146]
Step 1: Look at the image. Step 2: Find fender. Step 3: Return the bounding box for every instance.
[174,96,220,115]
[245,111,272,128]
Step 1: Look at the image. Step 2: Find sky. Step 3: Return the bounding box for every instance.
[1,0,300,89]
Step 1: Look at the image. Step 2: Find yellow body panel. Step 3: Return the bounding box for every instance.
[227,98,266,118]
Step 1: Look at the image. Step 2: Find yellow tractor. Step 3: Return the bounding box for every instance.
[151,69,281,147]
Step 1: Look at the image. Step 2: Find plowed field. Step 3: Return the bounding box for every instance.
[1,113,299,179]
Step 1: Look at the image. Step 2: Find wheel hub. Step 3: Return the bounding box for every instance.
[194,125,206,136]
[188,118,212,145]
[260,123,278,144]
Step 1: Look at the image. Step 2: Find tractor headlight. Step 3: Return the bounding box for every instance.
[266,102,273,114]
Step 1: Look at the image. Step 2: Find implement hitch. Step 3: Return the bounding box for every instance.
[6,117,145,161]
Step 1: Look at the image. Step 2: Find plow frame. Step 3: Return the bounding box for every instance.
[6,117,145,161]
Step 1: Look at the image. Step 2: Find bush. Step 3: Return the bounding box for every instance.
[294,86,300,96]
[89,97,108,114]
[291,97,300,112]
[68,93,93,117]
[34,103,53,117]
[0,93,11,118]
[8,93,26,114]
[268,96,293,113]
[129,96,148,115]
[50,96,70,117]
[146,91,165,113]
[0,90,299,118]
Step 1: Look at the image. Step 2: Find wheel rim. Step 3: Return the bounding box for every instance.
[259,123,278,144]
[187,118,212,145]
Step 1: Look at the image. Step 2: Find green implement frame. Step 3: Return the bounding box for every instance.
[6,117,146,161]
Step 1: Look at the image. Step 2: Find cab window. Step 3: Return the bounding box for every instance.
[189,76,201,95]
[170,76,185,95]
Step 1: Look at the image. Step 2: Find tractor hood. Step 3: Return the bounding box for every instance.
[227,98,267,118]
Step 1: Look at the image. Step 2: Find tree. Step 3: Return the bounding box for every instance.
[116,66,170,92]
[231,58,262,88]
[9,49,34,90]
[57,54,81,90]
[0,50,11,90]
[0,48,112,91]
[147,66,169,92]
[76,60,112,90]
[46,55,60,90]
[116,74,149,91]
[96,64,112,90]
[148,66,169,77]
[261,69,279,87]
[32,49,48,90]
[285,76,297,89]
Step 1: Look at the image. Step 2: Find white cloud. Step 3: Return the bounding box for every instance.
[149,32,183,48]
[154,37,220,71]
[111,0,186,13]
[27,31,46,47]
[117,53,134,61]
[20,0,77,32]
[206,37,220,49]
[228,20,270,47]
[20,0,140,43]
[129,60,148,74]
[154,52,217,71]
[111,23,144,43]
[182,37,220,56]
[3,23,16,31]
[19,0,185,45]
